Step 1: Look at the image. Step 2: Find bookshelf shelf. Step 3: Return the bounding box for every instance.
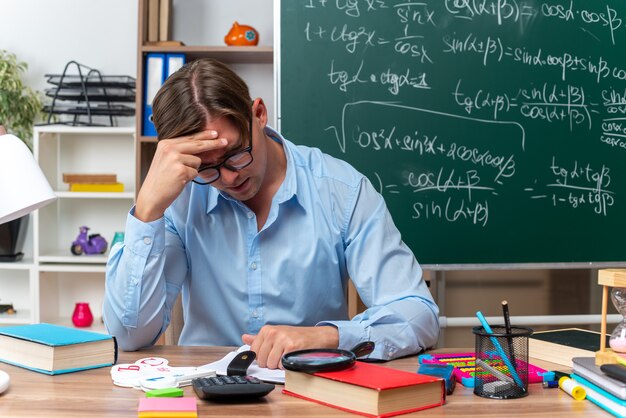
[141,45,273,63]
[0,125,136,327]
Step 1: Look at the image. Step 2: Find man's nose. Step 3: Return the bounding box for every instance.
[218,166,239,184]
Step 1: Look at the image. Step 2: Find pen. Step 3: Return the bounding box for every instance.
[476,311,524,387]
[475,358,514,384]
[501,300,517,365]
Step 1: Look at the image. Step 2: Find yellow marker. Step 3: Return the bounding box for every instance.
[558,377,586,401]
[616,355,626,367]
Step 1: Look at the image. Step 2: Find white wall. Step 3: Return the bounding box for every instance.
[0,0,275,125]
[0,0,137,94]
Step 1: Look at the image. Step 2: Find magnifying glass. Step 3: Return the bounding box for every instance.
[281,341,375,373]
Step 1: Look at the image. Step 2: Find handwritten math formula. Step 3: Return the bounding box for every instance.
[282,1,626,263]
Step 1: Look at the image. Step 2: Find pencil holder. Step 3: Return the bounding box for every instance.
[472,325,533,399]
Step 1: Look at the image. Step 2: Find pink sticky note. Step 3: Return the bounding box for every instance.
[138,397,197,412]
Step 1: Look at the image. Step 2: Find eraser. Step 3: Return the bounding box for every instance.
[146,387,184,397]
[483,381,512,394]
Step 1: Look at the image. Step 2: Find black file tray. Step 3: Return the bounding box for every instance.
[42,60,136,127]
[45,75,136,89]
[45,87,135,103]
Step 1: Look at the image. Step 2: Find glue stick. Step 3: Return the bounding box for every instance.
[558,377,586,401]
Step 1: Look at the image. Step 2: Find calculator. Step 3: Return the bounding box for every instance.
[192,375,275,401]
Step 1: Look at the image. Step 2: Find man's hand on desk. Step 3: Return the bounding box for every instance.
[242,325,339,369]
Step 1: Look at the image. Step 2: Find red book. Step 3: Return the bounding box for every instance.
[283,361,445,418]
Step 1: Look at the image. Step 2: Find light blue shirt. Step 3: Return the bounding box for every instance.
[103,127,439,360]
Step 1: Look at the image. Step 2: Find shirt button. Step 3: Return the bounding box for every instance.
[250,262,257,270]
[143,237,151,245]
[252,310,259,318]
[247,212,254,219]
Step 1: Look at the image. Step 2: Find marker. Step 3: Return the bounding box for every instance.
[475,358,514,384]
[476,311,524,387]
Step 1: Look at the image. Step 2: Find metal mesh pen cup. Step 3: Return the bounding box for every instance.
[472,325,533,399]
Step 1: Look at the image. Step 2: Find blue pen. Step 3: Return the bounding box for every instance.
[476,311,524,388]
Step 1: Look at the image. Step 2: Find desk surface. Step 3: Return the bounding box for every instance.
[0,346,609,417]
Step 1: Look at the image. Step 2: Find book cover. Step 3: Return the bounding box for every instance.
[571,373,626,418]
[62,173,117,183]
[529,328,609,368]
[0,323,117,375]
[572,357,626,400]
[283,362,444,418]
[69,182,124,192]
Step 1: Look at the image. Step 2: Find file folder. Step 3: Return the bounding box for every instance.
[143,53,165,137]
[165,53,186,79]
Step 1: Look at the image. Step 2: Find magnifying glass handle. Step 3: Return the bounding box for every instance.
[350,341,375,359]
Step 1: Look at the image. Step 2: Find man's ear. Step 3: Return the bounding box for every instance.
[252,98,268,128]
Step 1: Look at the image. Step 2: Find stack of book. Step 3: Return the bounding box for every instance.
[529,328,609,368]
[571,357,626,417]
[63,173,124,192]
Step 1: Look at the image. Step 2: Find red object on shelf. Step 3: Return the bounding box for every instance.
[71,302,94,327]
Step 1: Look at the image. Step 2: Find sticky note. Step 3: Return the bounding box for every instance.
[146,387,184,397]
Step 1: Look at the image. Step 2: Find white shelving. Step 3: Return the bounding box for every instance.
[0,125,135,331]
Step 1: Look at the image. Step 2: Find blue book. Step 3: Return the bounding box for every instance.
[0,323,117,375]
[571,373,626,417]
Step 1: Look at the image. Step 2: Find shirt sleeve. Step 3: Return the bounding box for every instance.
[103,207,188,351]
[318,178,440,360]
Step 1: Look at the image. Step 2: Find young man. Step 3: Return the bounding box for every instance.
[103,59,439,369]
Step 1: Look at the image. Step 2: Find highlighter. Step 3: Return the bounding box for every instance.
[558,376,586,401]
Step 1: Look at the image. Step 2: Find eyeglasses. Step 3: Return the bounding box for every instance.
[192,115,253,185]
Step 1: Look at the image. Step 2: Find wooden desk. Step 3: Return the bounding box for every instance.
[0,346,609,417]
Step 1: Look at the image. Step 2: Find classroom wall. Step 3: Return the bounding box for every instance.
[0,0,275,124]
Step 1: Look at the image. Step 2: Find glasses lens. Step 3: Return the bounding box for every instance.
[226,150,253,169]
[197,168,219,184]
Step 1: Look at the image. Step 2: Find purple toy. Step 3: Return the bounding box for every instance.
[71,226,108,255]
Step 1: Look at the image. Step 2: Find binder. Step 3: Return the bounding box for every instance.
[142,53,165,137]
[165,53,186,79]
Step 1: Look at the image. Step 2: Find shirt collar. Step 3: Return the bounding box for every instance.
[205,125,302,214]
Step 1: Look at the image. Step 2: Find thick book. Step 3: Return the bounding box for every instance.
[528,328,609,368]
[0,323,117,375]
[571,373,626,418]
[69,182,124,192]
[283,361,444,418]
[572,357,626,400]
[62,173,117,183]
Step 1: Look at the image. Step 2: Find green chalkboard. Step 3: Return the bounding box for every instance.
[279,1,626,265]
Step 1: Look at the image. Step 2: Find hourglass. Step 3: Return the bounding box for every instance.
[597,269,626,365]
[609,288,626,352]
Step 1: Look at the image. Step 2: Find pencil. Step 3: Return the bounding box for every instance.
[501,300,517,366]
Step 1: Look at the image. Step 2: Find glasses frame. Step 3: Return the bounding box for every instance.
[192,114,254,185]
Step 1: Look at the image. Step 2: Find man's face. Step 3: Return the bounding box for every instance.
[195,115,265,202]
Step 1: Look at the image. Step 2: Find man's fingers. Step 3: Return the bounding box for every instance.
[266,346,286,370]
[241,334,255,346]
[161,130,229,154]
